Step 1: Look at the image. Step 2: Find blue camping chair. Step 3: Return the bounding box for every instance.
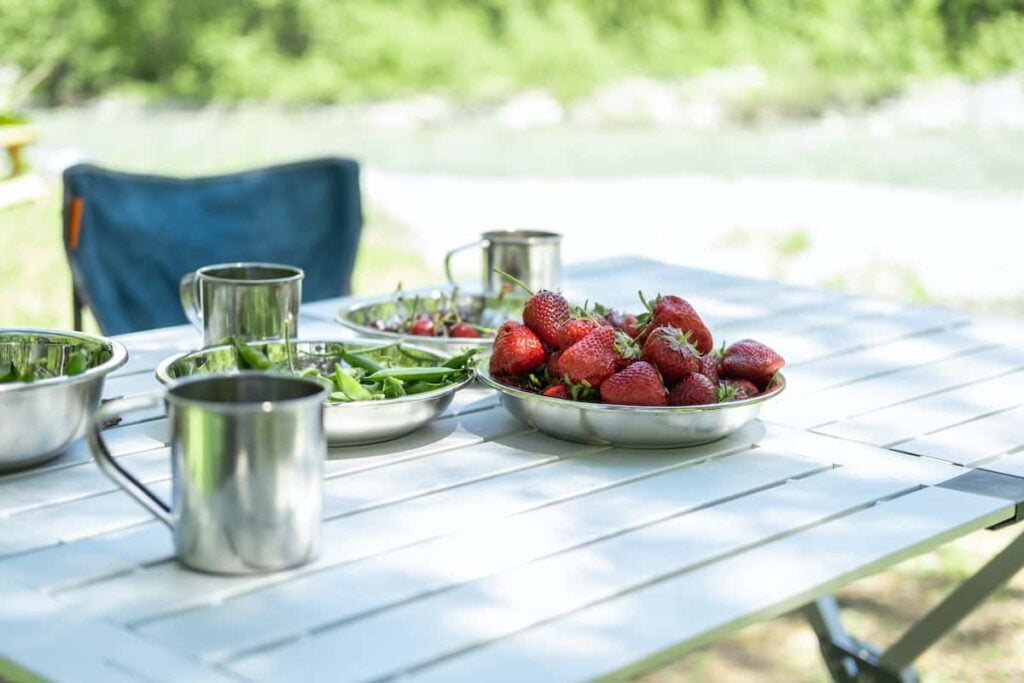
[62,157,363,335]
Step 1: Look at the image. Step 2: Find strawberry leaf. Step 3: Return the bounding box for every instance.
[714,382,736,403]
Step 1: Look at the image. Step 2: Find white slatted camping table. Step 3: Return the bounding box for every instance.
[2,257,1023,683]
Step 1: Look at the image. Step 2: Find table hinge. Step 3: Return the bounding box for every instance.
[816,637,918,683]
[938,468,1024,528]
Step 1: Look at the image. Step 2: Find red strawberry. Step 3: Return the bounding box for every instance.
[450,322,481,338]
[558,318,598,349]
[523,290,570,348]
[546,350,563,377]
[541,384,570,400]
[652,294,689,317]
[409,316,435,336]
[718,379,760,401]
[637,294,713,354]
[668,373,717,406]
[640,326,701,383]
[557,325,619,387]
[697,354,719,384]
[605,310,641,338]
[719,339,785,388]
[599,361,667,406]
[489,321,547,376]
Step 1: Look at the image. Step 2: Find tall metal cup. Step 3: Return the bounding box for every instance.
[444,230,562,293]
[88,373,327,575]
[180,262,303,346]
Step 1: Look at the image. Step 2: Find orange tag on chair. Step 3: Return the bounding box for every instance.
[68,196,84,250]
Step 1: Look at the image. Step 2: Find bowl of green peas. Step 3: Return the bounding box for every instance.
[155,338,477,446]
[1,329,128,471]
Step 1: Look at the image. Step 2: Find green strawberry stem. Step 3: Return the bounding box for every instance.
[638,290,654,312]
[493,268,534,296]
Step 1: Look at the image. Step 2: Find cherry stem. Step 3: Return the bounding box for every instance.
[493,268,534,296]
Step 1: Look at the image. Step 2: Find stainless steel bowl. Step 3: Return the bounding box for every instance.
[477,357,785,449]
[156,339,474,446]
[0,329,128,471]
[336,291,526,351]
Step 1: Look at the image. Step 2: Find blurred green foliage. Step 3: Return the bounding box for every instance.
[1,0,1022,108]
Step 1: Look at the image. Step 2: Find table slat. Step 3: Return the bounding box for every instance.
[137,448,824,661]
[395,487,1010,683]
[225,465,961,682]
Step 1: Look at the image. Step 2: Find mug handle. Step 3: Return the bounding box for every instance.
[179,271,202,329]
[88,394,173,527]
[443,239,486,286]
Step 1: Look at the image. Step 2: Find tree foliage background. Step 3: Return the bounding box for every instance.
[1,0,1023,108]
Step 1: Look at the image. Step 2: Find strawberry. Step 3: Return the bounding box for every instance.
[546,350,563,377]
[718,379,760,401]
[605,310,641,338]
[652,294,688,317]
[640,326,701,383]
[719,339,785,388]
[558,317,598,349]
[668,373,717,406]
[409,316,435,336]
[494,269,570,349]
[637,293,713,354]
[489,321,547,376]
[450,322,481,338]
[541,384,570,400]
[697,354,720,384]
[556,325,620,387]
[523,290,570,348]
[599,361,667,406]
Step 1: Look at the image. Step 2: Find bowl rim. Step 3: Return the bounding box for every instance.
[334,289,529,347]
[475,354,785,413]
[154,338,476,406]
[0,328,128,394]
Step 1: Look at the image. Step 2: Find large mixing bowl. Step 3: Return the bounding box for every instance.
[477,356,785,449]
[336,291,525,351]
[156,339,475,446]
[0,329,128,471]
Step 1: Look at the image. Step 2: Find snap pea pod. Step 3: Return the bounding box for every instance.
[367,366,459,383]
[403,381,447,395]
[301,366,335,392]
[332,364,374,401]
[64,349,89,376]
[339,348,384,374]
[232,337,273,370]
[0,361,14,383]
[442,347,481,369]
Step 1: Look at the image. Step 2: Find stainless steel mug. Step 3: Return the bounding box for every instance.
[88,373,327,575]
[444,230,562,293]
[180,262,303,346]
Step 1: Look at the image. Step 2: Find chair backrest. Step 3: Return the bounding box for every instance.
[62,157,362,335]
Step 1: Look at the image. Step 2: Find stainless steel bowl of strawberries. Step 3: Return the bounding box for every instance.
[477,287,786,449]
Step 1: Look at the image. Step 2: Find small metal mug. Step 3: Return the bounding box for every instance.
[180,262,303,346]
[88,373,327,575]
[444,230,562,293]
